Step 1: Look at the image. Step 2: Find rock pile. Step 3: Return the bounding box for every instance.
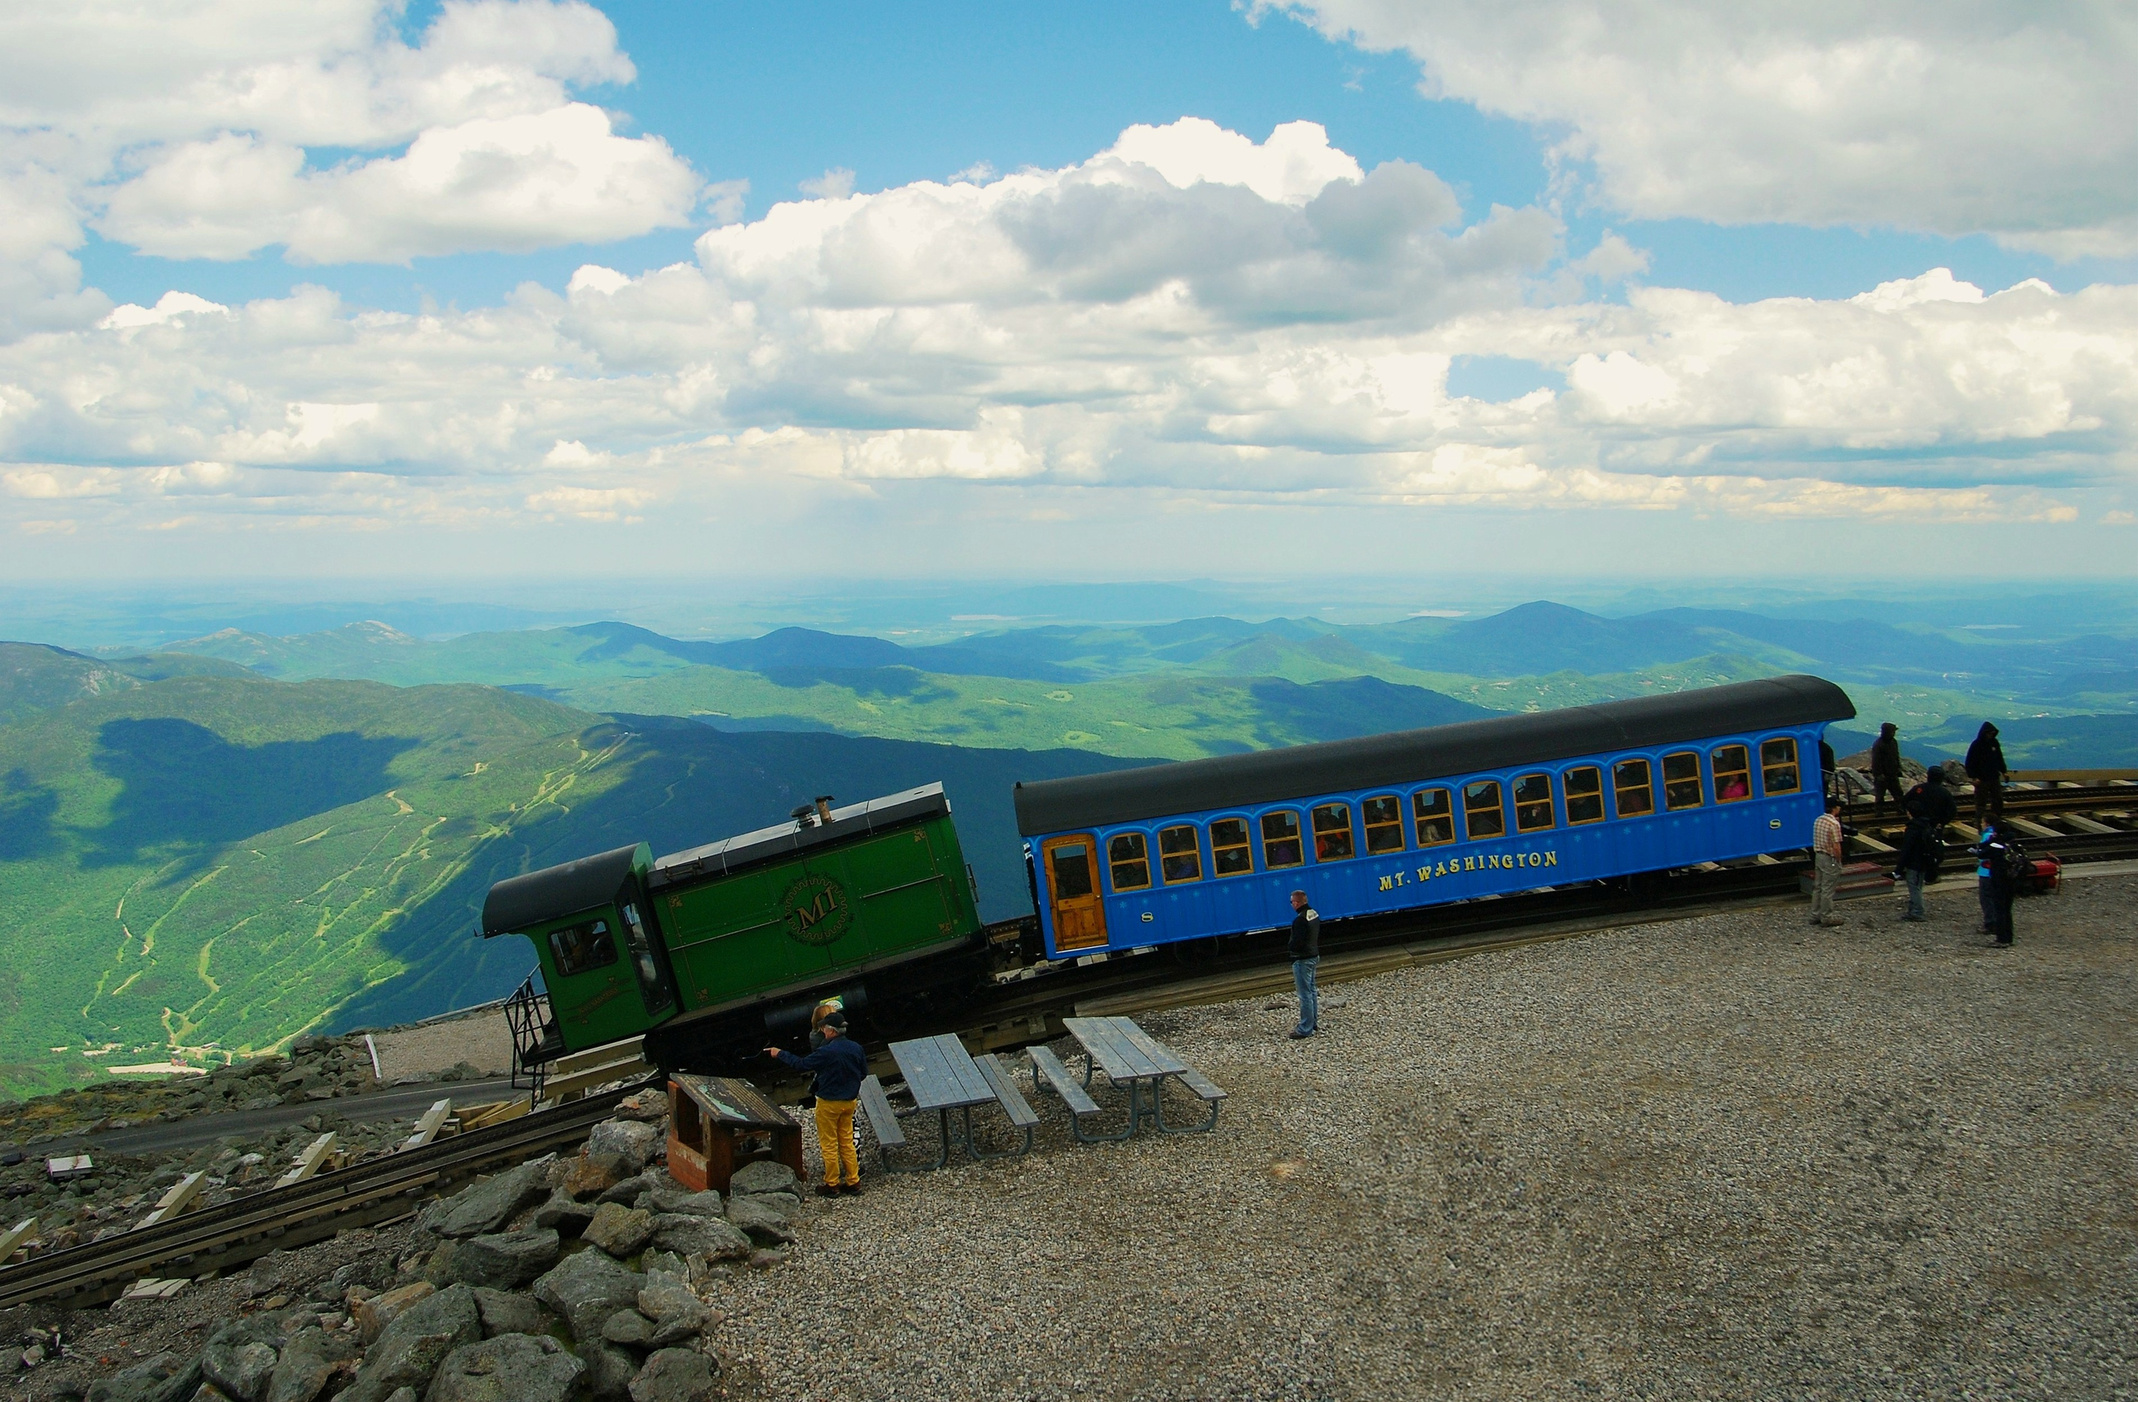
[11,1093,807,1401]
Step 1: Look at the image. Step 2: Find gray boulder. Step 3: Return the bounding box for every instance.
[586,1121,660,1174]
[341,1284,482,1402]
[594,1172,657,1207]
[530,1193,594,1236]
[651,1213,751,1261]
[628,1349,717,1402]
[749,1191,800,1221]
[599,1310,655,1348]
[581,1203,654,1258]
[579,1345,639,1402]
[643,1183,721,1217]
[87,1353,196,1402]
[639,1251,688,1282]
[265,1328,358,1402]
[636,1281,709,1347]
[530,1248,645,1346]
[423,1334,583,1402]
[471,1289,558,1340]
[727,1160,797,1196]
[424,1159,554,1239]
[451,1229,559,1289]
[724,1196,795,1245]
[201,1341,279,1402]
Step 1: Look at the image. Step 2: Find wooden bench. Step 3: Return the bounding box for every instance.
[856,1074,908,1171]
[1110,1018,1226,1133]
[1028,1045,1127,1144]
[969,1053,1039,1159]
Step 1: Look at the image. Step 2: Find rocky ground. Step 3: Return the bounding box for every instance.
[4,871,2134,1400]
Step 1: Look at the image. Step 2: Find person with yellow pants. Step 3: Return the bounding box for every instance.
[765,1010,866,1197]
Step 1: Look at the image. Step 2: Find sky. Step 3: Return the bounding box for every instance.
[3,0,2137,586]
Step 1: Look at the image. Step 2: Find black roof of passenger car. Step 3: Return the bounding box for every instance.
[482,843,644,937]
[644,784,950,892]
[1012,674,1853,836]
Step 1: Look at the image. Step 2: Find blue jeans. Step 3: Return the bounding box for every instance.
[1292,958,1319,1034]
[1904,869,1925,918]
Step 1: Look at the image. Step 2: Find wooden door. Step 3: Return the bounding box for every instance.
[1042,835,1108,952]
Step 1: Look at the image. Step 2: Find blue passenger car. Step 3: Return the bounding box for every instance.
[1012,675,1854,958]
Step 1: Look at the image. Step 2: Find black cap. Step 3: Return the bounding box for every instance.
[821,1010,848,1030]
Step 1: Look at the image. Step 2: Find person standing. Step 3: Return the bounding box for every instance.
[764,1011,867,1197]
[1869,723,1905,820]
[1286,889,1320,1039]
[1975,823,2017,946]
[1965,722,2009,830]
[1810,796,1846,927]
[1895,769,1956,921]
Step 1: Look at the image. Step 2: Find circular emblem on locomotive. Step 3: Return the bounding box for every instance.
[780,874,852,946]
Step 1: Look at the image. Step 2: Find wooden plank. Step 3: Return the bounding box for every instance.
[0,1217,38,1260]
[535,1051,652,1107]
[548,1035,647,1079]
[1174,1067,1228,1102]
[2009,769,2138,783]
[275,1133,338,1188]
[856,1075,906,1149]
[1027,1046,1099,1116]
[1061,1018,1142,1082]
[888,1035,992,1111]
[972,1053,1040,1129]
[400,1098,454,1151]
[136,1172,207,1229]
[2001,816,2063,840]
[1108,1018,1190,1078]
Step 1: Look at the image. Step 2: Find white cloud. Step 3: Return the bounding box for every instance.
[3,122,2136,554]
[1261,0,2138,254]
[1,0,701,317]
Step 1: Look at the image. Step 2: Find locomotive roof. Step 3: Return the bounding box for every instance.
[646,782,951,891]
[1012,674,1854,836]
[482,842,645,937]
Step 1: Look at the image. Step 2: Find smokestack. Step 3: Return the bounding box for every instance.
[814,795,835,824]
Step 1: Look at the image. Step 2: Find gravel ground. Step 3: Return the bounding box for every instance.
[370,1007,515,1082]
[714,875,2138,1401]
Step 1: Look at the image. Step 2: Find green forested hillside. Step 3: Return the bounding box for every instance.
[1,642,250,724]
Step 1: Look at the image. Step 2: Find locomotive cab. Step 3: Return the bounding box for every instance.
[482,842,681,1062]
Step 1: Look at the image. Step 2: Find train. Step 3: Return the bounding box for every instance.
[480,674,1855,1074]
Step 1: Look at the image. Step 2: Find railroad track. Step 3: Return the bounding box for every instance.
[0,1078,654,1312]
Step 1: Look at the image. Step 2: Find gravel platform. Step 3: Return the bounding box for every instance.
[717,876,2138,1401]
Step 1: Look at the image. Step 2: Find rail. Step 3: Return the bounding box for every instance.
[0,1077,654,1311]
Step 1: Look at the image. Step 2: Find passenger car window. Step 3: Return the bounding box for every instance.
[1261,811,1304,869]
[1564,766,1605,824]
[1050,842,1094,899]
[1712,744,1752,802]
[1464,780,1506,840]
[1663,751,1704,810]
[1159,824,1202,883]
[1362,795,1405,854]
[1614,759,1654,817]
[1413,788,1455,846]
[1761,738,1801,794]
[1311,803,1355,861]
[1513,773,1555,832]
[1210,818,1254,875]
[1107,833,1150,891]
[549,918,618,978]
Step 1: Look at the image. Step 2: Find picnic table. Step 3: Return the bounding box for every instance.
[873,1033,1037,1171]
[1032,1016,1225,1141]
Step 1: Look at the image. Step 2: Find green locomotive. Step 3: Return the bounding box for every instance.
[480,784,992,1074]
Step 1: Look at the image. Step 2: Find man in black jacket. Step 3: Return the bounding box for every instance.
[1965,722,2008,830]
[1869,722,1905,820]
[766,1012,868,1196]
[1896,769,1957,920]
[1975,823,2018,946]
[1286,889,1320,1040]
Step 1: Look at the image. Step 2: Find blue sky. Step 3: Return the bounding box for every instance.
[4,0,2136,583]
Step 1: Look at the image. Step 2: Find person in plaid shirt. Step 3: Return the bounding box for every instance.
[1810,796,1846,927]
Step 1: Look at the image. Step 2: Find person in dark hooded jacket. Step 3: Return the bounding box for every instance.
[1895,769,1956,920]
[1869,723,1905,819]
[1964,722,2008,829]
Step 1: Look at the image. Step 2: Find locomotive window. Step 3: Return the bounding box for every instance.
[1261,811,1304,869]
[1564,766,1605,824]
[1513,773,1556,833]
[1663,751,1704,810]
[1159,825,1203,884]
[1761,738,1801,794]
[1311,803,1355,862]
[1363,795,1406,854]
[1210,818,1254,876]
[1049,842,1095,900]
[1614,759,1655,817]
[1107,833,1151,892]
[1463,781,1506,840]
[1413,788,1455,846]
[1712,745,1753,803]
[548,918,618,978]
